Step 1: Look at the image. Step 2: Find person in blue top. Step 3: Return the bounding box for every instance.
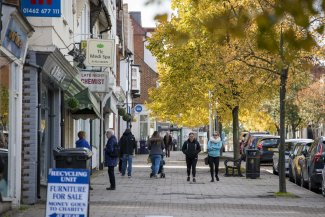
[75,131,93,190]
[104,129,118,190]
[207,131,223,182]
[75,131,92,150]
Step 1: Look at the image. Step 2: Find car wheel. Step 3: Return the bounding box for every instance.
[300,171,305,188]
[322,179,325,197]
[308,177,314,191]
[288,166,294,182]
[273,165,278,175]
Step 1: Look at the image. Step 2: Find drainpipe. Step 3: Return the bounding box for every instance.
[99,0,112,35]
[24,61,42,199]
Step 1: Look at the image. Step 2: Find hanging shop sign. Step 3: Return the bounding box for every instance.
[2,18,28,59]
[86,39,115,67]
[21,0,61,17]
[45,168,89,217]
[79,71,110,93]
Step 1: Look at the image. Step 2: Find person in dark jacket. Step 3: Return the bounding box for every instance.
[182,132,201,182]
[119,128,137,177]
[104,129,118,190]
[163,132,173,157]
[148,131,165,178]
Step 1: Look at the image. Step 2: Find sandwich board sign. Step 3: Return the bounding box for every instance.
[45,168,90,217]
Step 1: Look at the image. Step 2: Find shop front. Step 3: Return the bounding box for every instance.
[0,4,34,208]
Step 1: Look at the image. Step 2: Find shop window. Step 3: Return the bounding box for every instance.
[0,64,10,198]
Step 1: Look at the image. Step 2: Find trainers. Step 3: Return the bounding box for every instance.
[187,177,190,182]
[210,179,214,182]
[216,176,219,181]
[193,178,196,182]
[128,175,132,178]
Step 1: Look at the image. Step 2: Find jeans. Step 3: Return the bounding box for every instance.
[107,166,115,188]
[186,157,198,177]
[208,156,220,178]
[150,154,161,175]
[121,154,133,176]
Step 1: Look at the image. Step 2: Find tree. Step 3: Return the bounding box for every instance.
[147,0,324,193]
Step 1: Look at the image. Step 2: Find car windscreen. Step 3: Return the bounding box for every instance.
[261,138,280,147]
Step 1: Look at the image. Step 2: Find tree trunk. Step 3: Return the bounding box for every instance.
[232,106,239,160]
[279,67,288,193]
[292,125,296,138]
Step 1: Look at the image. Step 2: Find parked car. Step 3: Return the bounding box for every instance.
[299,136,325,191]
[322,166,325,197]
[272,139,301,175]
[287,139,314,184]
[241,132,270,160]
[255,136,280,163]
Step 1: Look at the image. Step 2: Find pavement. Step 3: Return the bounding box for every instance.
[4,151,325,217]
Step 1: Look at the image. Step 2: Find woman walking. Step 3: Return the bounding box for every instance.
[148,131,165,178]
[207,132,223,182]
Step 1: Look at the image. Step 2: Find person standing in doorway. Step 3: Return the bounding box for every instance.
[182,132,201,182]
[119,128,137,178]
[163,132,173,157]
[75,131,93,190]
[76,131,92,150]
[207,132,223,182]
[104,129,118,190]
[148,131,165,178]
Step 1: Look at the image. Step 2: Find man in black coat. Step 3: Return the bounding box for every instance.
[182,132,201,182]
[119,128,137,177]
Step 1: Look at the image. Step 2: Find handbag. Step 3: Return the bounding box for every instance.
[204,156,209,165]
[147,156,151,164]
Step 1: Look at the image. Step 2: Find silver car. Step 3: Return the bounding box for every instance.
[272,139,311,176]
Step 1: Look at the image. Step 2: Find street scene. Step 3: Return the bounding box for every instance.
[4,151,325,217]
[0,0,325,217]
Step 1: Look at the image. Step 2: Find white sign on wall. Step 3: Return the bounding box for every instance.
[45,168,89,217]
[86,39,115,67]
[79,71,109,93]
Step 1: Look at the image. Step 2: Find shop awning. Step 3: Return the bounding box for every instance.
[70,88,101,120]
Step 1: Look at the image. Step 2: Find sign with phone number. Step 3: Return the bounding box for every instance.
[21,0,61,17]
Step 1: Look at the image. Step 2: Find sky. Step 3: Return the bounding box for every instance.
[123,0,172,27]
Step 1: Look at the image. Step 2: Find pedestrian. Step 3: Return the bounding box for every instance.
[307,124,314,139]
[181,132,201,182]
[207,131,223,182]
[75,131,93,190]
[76,131,92,150]
[119,128,137,178]
[104,129,118,190]
[163,131,173,157]
[148,131,165,178]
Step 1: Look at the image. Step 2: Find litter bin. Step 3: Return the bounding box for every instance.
[245,149,260,179]
[53,147,93,170]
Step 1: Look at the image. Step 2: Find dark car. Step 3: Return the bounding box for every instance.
[287,139,314,182]
[255,136,280,162]
[322,166,325,197]
[300,136,325,191]
[241,132,270,160]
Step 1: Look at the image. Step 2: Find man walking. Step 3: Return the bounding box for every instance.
[119,129,137,178]
[163,131,173,157]
[104,129,118,190]
[182,132,201,182]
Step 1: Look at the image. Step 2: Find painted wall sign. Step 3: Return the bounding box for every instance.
[2,19,28,59]
[21,0,61,17]
[79,71,110,93]
[86,39,114,67]
[45,168,89,217]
